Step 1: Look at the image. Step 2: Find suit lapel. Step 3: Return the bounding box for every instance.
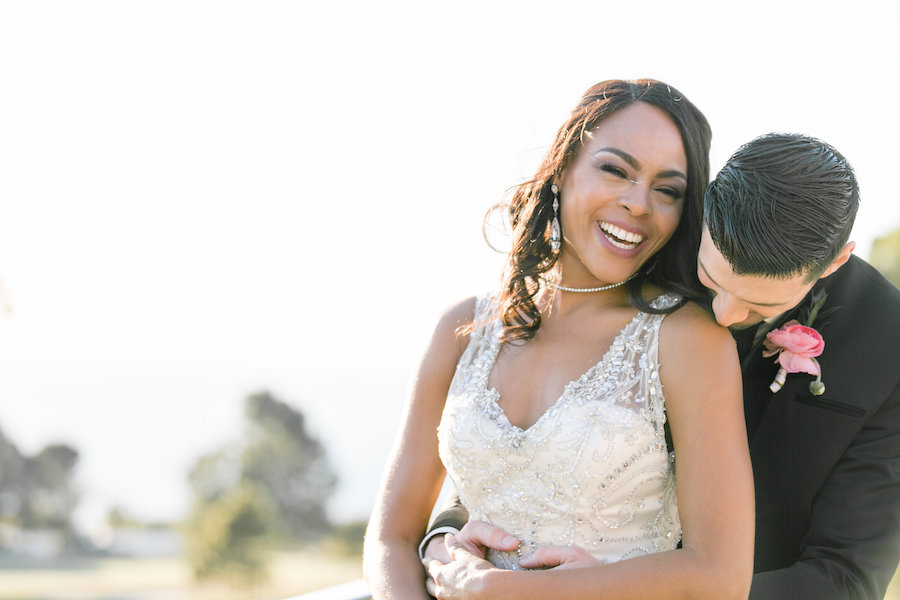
[738,307,803,437]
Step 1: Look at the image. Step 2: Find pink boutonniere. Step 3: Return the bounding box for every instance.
[762,289,829,396]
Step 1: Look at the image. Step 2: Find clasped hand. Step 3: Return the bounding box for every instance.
[422,521,598,599]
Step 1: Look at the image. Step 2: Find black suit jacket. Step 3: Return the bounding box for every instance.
[427,256,900,599]
[740,255,900,599]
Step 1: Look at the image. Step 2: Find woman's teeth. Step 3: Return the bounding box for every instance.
[600,222,644,249]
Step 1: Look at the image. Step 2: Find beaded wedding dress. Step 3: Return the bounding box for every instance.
[438,294,682,569]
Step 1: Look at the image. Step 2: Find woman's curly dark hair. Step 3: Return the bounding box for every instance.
[495,79,712,343]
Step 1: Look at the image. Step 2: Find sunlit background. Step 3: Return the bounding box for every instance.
[1,0,899,596]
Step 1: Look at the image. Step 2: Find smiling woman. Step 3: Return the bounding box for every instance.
[363,79,754,600]
[491,80,713,345]
[553,102,687,291]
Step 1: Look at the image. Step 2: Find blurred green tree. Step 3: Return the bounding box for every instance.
[241,391,336,542]
[184,482,275,584]
[184,391,337,582]
[187,445,242,504]
[0,426,79,530]
[0,426,25,522]
[869,227,900,288]
[19,444,79,529]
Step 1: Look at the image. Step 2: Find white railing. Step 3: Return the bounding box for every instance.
[284,578,371,600]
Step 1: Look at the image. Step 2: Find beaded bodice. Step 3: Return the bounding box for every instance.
[437,294,682,569]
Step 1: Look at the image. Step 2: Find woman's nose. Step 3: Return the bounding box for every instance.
[618,182,651,216]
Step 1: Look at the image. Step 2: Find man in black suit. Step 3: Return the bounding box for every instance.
[421,134,900,599]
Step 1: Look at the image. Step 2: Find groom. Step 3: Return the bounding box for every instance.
[421,133,900,599]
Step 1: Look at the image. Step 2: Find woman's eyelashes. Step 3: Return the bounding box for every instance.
[600,163,630,179]
[655,186,684,201]
[599,162,684,202]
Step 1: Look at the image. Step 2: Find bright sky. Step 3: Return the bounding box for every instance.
[1,1,897,530]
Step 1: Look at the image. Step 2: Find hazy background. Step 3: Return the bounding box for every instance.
[1,0,898,536]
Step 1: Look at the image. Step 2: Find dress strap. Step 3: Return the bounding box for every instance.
[473,294,495,322]
[635,295,682,431]
[467,294,499,344]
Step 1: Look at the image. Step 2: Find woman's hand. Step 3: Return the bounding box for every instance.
[518,544,599,570]
[424,529,598,598]
[441,521,520,560]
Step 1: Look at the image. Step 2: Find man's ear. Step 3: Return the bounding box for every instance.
[819,241,856,279]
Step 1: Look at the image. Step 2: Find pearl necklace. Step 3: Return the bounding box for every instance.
[542,273,637,293]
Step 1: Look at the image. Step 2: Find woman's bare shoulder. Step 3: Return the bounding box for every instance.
[427,296,480,363]
[658,300,737,380]
[439,296,478,326]
[662,299,731,344]
[658,299,741,410]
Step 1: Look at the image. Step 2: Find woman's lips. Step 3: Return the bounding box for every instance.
[599,221,645,250]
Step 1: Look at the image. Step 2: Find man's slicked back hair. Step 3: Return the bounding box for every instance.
[704,133,859,281]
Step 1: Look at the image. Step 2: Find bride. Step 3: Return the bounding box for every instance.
[363,79,754,600]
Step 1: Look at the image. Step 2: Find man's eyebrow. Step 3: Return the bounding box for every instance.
[595,147,687,181]
[698,259,787,308]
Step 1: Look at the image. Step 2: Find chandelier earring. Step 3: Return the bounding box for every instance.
[550,184,561,252]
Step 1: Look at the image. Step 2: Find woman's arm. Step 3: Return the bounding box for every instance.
[427,302,755,600]
[363,297,476,600]
[652,302,755,597]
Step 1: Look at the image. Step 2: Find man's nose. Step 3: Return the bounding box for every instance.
[712,294,749,327]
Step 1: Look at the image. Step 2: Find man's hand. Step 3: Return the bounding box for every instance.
[422,521,519,597]
[451,521,520,558]
[421,521,519,564]
[423,534,453,564]
[518,544,599,570]
[425,534,498,600]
